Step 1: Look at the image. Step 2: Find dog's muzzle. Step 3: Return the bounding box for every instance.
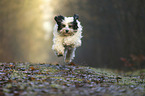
[65,30,69,33]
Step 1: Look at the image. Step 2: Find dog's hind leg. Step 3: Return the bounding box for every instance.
[64,47,76,63]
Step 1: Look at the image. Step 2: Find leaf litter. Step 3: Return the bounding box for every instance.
[0,62,145,96]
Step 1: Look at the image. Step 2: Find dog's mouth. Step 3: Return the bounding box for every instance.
[63,33,72,36]
[62,33,74,36]
[59,31,74,36]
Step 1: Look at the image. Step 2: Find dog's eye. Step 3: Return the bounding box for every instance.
[69,25,73,28]
[62,24,66,27]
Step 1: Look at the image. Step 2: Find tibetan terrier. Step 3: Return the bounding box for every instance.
[52,14,83,63]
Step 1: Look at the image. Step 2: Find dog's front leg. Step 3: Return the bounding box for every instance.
[64,47,76,63]
[63,37,82,48]
[52,37,64,57]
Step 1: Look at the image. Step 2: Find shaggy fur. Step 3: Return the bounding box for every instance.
[52,14,83,63]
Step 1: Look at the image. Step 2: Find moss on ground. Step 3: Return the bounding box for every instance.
[0,62,145,96]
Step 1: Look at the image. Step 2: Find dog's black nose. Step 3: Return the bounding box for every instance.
[66,30,69,33]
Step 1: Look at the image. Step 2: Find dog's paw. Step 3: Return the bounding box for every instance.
[52,45,65,56]
[64,43,75,47]
[63,42,75,48]
[57,53,63,57]
[55,51,64,57]
[65,59,70,63]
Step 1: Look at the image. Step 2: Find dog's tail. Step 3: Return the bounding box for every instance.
[64,47,76,63]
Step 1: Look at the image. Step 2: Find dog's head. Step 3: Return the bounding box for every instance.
[54,14,79,36]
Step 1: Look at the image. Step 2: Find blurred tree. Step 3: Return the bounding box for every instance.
[52,0,145,69]
[0,0,48,62]
[0,0,145,69]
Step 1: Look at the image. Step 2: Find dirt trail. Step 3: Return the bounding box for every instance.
[0,62,145,96]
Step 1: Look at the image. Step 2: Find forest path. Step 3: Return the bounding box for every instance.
[0,62,145,96]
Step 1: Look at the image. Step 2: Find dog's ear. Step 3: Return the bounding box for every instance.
[73,14,79,20]
[54,15,64,23]
[73,14,79,30]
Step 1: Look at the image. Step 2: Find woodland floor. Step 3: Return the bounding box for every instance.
[0,62,145,96]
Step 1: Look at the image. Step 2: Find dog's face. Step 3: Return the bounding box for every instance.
[54,14,79,36]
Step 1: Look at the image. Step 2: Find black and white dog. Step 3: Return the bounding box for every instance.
[52,14,83,63]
